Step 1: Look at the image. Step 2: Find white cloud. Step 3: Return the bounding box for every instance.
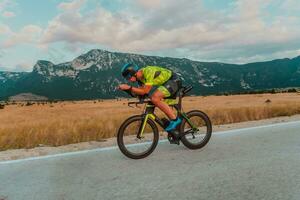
[57,0,86,11]
[41,1,218,51]
[0,0,18,13]
[41,0,300,54]
[136,0,161,9]
[40,6,139,47]
[0,0,9,11]
[281,0,300,12]
[14,62,34,72]
[0,61,33,72]
[2,11,15,18]
[0,23,12,34]
[3,0,300,66]
[2,25,42,48]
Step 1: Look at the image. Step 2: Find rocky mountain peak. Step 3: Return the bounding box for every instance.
[72,49,115,70]
[32,60,77,78]
[33,60,55,74]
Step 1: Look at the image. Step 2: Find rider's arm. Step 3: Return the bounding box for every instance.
[131,85,152,95]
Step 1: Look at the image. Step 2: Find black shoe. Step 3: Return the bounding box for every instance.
[167,131,180,145]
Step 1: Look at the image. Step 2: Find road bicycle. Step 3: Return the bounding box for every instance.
[117,85,212,159]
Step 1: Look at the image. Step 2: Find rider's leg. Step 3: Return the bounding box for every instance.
[150,90,176,120]
[153,79,181,132]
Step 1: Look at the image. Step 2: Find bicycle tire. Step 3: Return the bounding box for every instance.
[117,115,159,159]
[179,110,212,149]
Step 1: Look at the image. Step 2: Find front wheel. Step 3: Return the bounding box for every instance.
[117,115,159,159]
[180,110,212,149]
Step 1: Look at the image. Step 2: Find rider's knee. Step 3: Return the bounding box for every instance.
[150,95,161,104]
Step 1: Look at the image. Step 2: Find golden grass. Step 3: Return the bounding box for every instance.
[1,93,300,150]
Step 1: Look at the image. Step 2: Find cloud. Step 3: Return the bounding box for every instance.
[0,0,9,11]
[2,11,15,18]
[41,1,220,51]
[0,62,33,72]
[0,50,5,58]
[2,25,42,48]
[57,0,86,11]
[40,6,139,46]
[136,0,161,9]
[0,23,12,34]
[281,0,300,12]
[3,0,300,66]
[0,0,17,22]
[14,62,34,72]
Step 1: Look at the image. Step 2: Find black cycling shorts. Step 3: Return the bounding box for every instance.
[148,73,182,98]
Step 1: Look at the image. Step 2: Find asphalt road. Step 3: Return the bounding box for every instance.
[0,121,300,200]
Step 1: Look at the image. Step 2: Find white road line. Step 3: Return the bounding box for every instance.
[0,120,299,165]
[213,120,299,135]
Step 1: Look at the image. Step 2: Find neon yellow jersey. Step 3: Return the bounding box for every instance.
[140,66,172,86]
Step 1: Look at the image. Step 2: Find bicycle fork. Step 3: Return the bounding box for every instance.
[137,105,157,139]
[137,114,153,139]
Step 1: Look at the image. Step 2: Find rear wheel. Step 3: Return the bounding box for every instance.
[117,115,159,159]
[180,110,212,149]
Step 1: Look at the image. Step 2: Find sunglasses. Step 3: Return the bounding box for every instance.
[126,74,137,81]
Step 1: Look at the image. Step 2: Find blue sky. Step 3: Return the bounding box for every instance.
[1,0,300,72]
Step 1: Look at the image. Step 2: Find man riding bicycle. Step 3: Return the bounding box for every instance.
[118,63,182,132]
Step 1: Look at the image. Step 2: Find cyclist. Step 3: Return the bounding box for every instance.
[118,63,182,132]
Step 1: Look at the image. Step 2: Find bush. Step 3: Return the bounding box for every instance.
[265,99,272,103]
[26,102,34,106]
[287,88,297,93]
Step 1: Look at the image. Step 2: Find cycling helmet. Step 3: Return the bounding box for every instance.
[121,63,140,79]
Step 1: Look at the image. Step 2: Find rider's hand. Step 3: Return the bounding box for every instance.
[118,84,131,90]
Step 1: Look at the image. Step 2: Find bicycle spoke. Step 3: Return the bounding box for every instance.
[191,132,196,139]
[182,114,209,145]
[121,118,156,156]
[184,128,194,135]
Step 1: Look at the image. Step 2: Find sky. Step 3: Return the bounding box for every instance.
[0,0,300,72]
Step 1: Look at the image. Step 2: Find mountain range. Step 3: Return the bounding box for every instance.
[1,49,300,100]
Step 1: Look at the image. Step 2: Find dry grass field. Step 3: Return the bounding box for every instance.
[1,93,300,151]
